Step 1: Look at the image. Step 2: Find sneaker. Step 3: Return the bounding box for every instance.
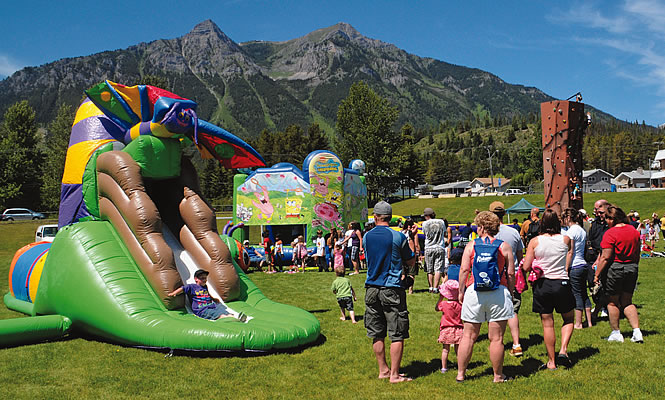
[440,368,448,374]
[599,309,609,318]
[607,332,624,342]
[509,345,523,357]
[631,330,644,343]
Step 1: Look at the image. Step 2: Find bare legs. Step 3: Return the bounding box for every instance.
[441,343,459,371]
[507,315,520,349]
[608,293,640,331]
[339,307,357,323]
[574,308,593,329]
[373,339,410,383]
[456,320,507,382]
[540,311,574,369]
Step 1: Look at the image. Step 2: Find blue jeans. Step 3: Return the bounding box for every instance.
[569,265,592,310]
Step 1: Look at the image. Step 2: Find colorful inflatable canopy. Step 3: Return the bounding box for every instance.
[234,150,368,245]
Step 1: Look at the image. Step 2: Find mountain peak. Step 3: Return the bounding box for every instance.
[190,19,224,36]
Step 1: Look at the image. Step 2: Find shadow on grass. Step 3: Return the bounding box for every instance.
[307,309,331,313]
[402,358,483,378]
[503,333,544,351]
[499,346,600,379]
[69,331,329,359]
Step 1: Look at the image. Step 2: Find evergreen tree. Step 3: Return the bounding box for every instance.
[41,104,74,211]
[0,101,42,210]
[335,81,400,200]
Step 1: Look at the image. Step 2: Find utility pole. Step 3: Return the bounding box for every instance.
[486,146,497,192]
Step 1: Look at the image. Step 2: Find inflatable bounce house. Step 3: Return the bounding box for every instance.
[231,151,368,262]
[1,81,320,351]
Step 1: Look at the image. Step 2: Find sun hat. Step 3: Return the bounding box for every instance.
[438,279,459,300]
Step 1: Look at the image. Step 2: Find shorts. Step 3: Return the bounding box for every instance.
[512,290,522,314]
[197,305,231,320]
[461,285,514,323]
[605,262,639,295]
[337,296,354,311]
[364,286,409,341]
[350,245,360,261]
[532,279,575,314]
[405,261,419,277]
[424,247,445,274]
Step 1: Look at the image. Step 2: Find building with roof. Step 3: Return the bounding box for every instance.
[614,168,660,189]
[655,149,665,170]
[469,177,511,193]
[432,180,471,195]
[582,169,613,192]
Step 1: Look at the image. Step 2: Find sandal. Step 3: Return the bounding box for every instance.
[556,353,572,368]
[538,363,557,371]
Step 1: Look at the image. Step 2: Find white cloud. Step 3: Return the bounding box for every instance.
[554,1,665,112]
[0,54,22,77]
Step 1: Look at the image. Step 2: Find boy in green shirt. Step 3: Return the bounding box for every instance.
[332,267,357,323]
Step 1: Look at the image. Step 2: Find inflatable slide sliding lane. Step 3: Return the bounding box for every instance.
[1,81,320,351]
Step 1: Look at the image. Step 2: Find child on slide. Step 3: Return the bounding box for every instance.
[168,269,247,322]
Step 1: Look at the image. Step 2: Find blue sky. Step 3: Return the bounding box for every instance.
[1,1,664,126]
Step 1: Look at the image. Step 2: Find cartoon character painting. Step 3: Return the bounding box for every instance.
[314,202,342,228]
[252,185,274,221]
[311,176,329,198]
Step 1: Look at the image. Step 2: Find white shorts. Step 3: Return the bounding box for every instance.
[461,285,514,323]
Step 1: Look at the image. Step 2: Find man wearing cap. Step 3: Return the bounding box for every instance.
[363,201,415,383]
[422,207,447,293]
[490,201,524,357]
[520,207,541,246]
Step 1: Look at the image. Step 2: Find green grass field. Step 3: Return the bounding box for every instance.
[1,192,665,399]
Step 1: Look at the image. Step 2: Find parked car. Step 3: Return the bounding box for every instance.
[505,189,526,196]
[35,224,59,242]
[1,208,46,221]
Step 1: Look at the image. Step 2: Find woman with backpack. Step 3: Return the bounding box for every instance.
[456,211,516,383]
[522,209,575,371]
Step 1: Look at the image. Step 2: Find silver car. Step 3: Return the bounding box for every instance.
[1,208,46,221]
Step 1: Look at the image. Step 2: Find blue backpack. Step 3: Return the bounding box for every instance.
[472,237,503,291]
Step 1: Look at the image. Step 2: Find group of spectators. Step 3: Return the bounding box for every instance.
[359,198,644,384]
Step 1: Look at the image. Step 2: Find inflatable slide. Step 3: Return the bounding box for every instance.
[1,81,320,351]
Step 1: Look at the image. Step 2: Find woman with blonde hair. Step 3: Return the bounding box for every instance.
[456,211,515,383]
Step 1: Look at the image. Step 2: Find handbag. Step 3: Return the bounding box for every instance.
[515,259,528,293]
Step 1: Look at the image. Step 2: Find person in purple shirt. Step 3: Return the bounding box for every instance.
[168,269,246,321]
[363,201,415,383]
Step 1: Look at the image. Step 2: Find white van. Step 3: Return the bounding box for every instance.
[36,224,58,243]
[505,189,526,196]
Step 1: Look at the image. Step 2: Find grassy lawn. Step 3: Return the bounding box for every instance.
[2,195,665,398]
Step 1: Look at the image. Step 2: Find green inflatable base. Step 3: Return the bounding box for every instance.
[29,221,320,351]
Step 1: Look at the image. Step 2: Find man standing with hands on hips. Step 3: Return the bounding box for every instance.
[364,201,415,383]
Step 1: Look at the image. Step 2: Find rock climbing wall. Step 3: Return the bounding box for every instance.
[541,100,587,215]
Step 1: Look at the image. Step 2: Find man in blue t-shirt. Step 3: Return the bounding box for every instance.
[363,201,415,383]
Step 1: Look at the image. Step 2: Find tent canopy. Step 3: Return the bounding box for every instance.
[506,198,545,214]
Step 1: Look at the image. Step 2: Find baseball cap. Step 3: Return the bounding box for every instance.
[373,201,392,215]
[243,240,250,246]
[489,201,505,213]
[422,207,435,217]
[579,209,587,216]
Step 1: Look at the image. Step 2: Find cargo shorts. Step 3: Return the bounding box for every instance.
[364,286,409,341]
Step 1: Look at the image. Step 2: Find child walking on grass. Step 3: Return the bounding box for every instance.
[436,279,463,373]
[292,235,308,273]
[333,243,345,271]
[332,267,357,323]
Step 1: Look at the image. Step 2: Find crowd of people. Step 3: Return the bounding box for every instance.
[359,199,645,384]
[239,197,647,383]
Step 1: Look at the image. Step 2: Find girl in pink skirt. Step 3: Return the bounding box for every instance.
[436,279,463,373]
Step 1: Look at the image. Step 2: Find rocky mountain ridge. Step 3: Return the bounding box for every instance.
[0,19,613,137]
